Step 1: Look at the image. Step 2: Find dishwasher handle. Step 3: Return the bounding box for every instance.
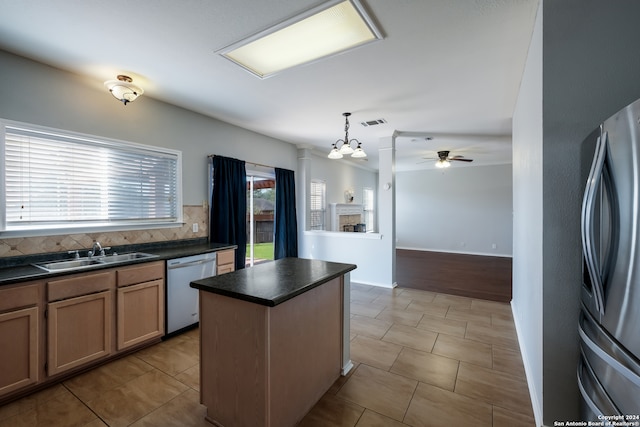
[167,258,216,270]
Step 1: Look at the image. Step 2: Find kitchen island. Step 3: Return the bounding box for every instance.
[190,257,356,427]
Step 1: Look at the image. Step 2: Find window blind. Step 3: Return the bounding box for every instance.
[2,125,179,231]
[310,180,325,230]
[363,187,374,232]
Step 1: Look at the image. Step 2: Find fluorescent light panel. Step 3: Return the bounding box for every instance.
[219,0,382,78]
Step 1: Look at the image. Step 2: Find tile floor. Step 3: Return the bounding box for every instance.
[0,284,535,427]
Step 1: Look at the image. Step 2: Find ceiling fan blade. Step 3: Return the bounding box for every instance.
[450,158,473,162]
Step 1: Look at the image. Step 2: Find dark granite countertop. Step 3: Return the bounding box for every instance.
[0,239,237,286]
[190,257,356,307]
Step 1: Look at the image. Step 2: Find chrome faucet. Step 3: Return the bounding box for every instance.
[89,242,105,257]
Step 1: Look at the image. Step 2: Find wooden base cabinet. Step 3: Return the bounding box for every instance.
[117,279,164,350]
[47,291,112,376]
[116,261,164,351]
[0,282,42,398]
[0,259,166,403]
[0,306,39,396]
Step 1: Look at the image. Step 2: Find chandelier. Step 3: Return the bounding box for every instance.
[328,112,367,159]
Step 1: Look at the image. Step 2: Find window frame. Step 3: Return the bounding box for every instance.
[309,179,326,230]
[0,119,183,238]
[363,186,374,233]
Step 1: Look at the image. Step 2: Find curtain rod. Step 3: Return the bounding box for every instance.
[207,154,274,170]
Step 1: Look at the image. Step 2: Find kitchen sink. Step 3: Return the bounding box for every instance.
[33,252,158,272]
[100,252,157,263]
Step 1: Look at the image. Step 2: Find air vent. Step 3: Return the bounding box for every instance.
[360,118,387,127]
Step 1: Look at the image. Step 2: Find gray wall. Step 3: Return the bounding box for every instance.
[0,50,297,206]
[514,0,640,424]
[396,164,513,256]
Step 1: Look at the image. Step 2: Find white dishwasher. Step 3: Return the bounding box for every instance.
[166,252,217,334]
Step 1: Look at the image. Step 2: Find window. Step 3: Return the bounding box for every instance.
[0,120,182,235]
[363,187,374,232]
[310,179,326,230]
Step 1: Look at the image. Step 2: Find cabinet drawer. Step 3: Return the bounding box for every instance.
[47,271,115,302]
[217,264,234,275]
[217,250,235,266]
[0,283,40,312]
[117,261,164,287]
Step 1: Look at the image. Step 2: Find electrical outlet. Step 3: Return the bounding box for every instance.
[492,243,497,249]
[192,223,199,233]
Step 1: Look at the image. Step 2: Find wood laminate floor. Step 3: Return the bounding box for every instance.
[396,249,513,302]
[0,284,534,427]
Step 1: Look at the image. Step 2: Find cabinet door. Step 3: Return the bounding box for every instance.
[47,291,111,376]
[117,279,164,350]
[217,249,235,274]
[0,306,38,396]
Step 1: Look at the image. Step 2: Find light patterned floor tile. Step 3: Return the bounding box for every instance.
[492,346,526,379]
[470,299,513,316]
[416,314,467,337]
[351,301,387,318]
[445,306,492,324]
[455,363,533,416]
[432,293,473,308]
[492,404,536,427]
[298,393,364,427]
[382,324,437,353]
[432,333,493,368]
[64,355,154,402]
[355,409,409,426]
[372,294,413,310]
[390,347,459,391]
[404,300,449,318]
[404,382,492,427]
[129,389,210,427]
[465,320,519,349]
[0,387,99,427]
[376,308,424,327]
[350,335,403,370]
[337,365,417,422]
[85,370,189,427]
[135,339,199,377]
[397,289,437,303]
[350,314,393,339]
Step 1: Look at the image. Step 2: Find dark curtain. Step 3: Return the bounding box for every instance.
[274,167,298,259]
[210,156,246,270]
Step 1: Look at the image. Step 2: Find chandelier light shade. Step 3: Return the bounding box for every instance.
[328,112,366,159]
[104,75,144,105]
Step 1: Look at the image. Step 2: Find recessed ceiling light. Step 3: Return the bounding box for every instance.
[217,0,382,78]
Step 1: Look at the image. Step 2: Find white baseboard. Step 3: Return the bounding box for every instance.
[511,299,543,427]
[351,280,396,289]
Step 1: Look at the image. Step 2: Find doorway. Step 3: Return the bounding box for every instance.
[246,174,275,267]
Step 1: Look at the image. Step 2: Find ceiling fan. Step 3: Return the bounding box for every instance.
[420,150,474,168]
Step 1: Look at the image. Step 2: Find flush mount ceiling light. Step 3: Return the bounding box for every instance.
[104,75,144,105]
[218,0,382,78]
[328,112,367,159]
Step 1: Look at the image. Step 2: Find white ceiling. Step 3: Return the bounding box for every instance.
[0,0,538,172]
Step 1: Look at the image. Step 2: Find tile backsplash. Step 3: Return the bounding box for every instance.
[0,205,208,257]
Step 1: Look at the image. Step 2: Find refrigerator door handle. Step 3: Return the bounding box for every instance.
[579,318,640,389]
[581,131,608,315]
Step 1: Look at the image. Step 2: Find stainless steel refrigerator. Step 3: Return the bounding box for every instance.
[579,98,640,419]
